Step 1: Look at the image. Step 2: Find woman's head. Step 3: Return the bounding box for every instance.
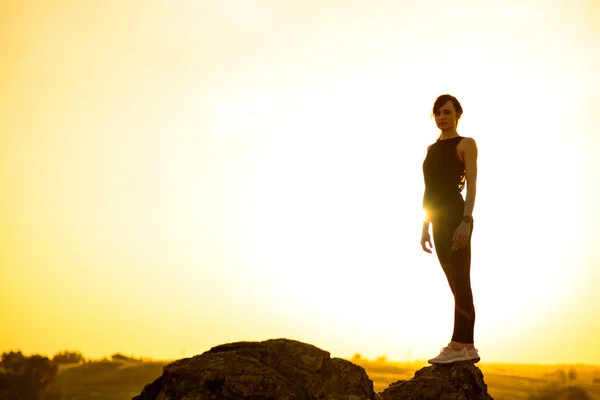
[432,94,462,132]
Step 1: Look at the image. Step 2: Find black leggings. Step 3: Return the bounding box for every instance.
[431,205,475,344]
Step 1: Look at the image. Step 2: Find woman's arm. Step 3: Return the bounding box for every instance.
[421,144,433,253]
[452,138,478,251]
[461,138,478,217]
[421,213,432,253]
[422,143,434,228]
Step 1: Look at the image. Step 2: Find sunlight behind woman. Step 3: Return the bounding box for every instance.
[1,0,598,364]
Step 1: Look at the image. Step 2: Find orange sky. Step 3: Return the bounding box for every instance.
[1,0,600,365]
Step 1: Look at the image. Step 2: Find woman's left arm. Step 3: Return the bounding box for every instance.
[462,137,478,218]
[453,138,478,251]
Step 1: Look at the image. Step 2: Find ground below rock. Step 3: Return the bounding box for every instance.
[378,361,493,400]
[133,338,377,400]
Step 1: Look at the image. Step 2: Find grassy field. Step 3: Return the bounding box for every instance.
[55,360,167,400]
[52,358,600,400]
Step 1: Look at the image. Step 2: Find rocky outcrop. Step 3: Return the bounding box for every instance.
[378,361,493,400]
[133,338,377,400]
[133,338,493,400]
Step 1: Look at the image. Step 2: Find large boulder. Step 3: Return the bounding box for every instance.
[133,338,377,400]
[378,361,493,400]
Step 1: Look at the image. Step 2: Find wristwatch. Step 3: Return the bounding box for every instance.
[462,215,473,223]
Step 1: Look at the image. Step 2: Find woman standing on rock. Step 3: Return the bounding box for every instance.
[421,94,480,364]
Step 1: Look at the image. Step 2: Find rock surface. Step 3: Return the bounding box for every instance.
[133,338,377,400]
[378,361,493,400]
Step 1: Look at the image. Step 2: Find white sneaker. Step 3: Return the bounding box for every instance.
[467,347,480,363]
[428,345,470,364]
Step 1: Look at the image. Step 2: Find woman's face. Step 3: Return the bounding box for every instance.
[434,100,460,131]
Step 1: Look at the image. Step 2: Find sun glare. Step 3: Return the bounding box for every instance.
[202,52,585,359]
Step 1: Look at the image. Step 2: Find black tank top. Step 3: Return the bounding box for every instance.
[422,136,466,211]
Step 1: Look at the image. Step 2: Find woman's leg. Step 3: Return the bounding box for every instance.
[449,227,475,344]
[432,216,475,345]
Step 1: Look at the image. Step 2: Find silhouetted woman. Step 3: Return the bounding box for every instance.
[421,94,480,364]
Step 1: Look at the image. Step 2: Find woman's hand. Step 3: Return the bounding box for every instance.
[452,222,471,251]
[420,231,433,253]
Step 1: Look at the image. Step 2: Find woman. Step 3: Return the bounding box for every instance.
[421,94,480,364]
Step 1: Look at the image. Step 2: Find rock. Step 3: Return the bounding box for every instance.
[378,361,493,400]
[133,338,377,400]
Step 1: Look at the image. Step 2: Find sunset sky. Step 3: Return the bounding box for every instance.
[1,0,599,365]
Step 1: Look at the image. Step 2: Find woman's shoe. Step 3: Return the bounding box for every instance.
[467,347,480,363]
[428,345,470,364]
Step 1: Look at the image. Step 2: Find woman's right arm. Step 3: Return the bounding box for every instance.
[421,189,430,234]
[420,195,432,253]
[421,145,433,253]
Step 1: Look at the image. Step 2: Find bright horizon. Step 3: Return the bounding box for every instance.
[2,0,600,365]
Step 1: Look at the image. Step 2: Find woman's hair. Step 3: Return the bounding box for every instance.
[432,94,463,119]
